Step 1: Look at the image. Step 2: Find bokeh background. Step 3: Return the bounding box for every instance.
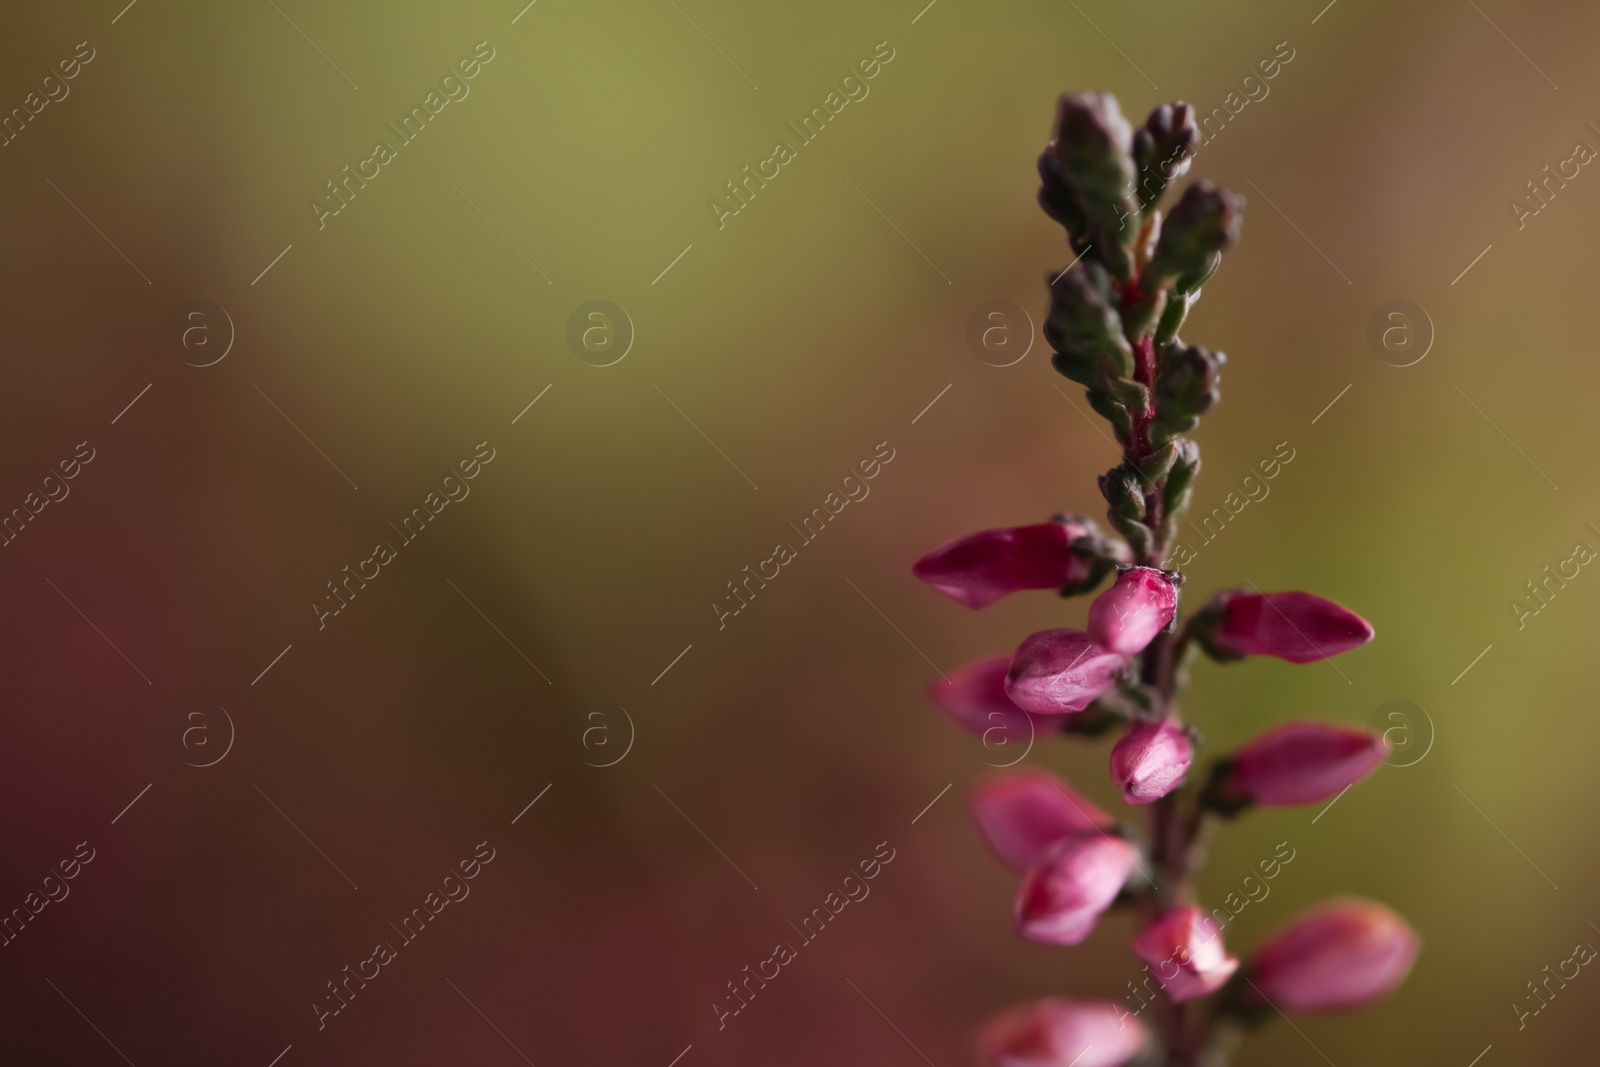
[1,0,1596,1063]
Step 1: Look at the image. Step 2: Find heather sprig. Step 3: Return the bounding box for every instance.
[917,93,1416,1067]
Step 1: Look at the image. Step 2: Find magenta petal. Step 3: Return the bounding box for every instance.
[1229,722,1386,806]
[975,996,1147,1067]
[1211,590,1374,663]
[1015,833,1138,946]
[1110,720,1192,805]
[927,655,1039,737]
[1133,906,1239,1003]
[913,522,1090,609]
[1005,629,1127,714]
[1250,898,1420,1013]
[1088,567,1179,654]
[969,770,1114,872]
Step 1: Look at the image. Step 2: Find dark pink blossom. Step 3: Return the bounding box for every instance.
[969,770,1114,872]
[1203,590,1374,664]
[926,655,1042,741]
[1088,567,1179,654]
[1133,906,1239,1003]
[975,997,1147,1067]
[913,521,1096,610]
[1226,722,1386,807]
[1015,833,1139,946]
[1250,898,1419,1013]
[1110,720,1192,805]
[1005,629,1127,715]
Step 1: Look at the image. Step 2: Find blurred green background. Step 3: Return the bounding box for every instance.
[1,0,1597,1063]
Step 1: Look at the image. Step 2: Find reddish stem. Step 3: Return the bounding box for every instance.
[1122,299,1209,1064]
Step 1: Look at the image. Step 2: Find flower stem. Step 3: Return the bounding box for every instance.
[1121,255,1218,1065]
[1135,527,1213,1064]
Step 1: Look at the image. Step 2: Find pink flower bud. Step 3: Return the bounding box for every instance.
[1088,567,1179,654]
[1203,590,1374,664]
[1109,720,1192,804]
[1250,898,1419,1012]
[927,655,1038,741]
[1015,833,1139,946]
[976,997,1146,1067]
[969,770,1114,872]
[1226,722,1386,807]
[1133,906,1239,1003]
[913,521,1092,609]
[1005,629,1127,715]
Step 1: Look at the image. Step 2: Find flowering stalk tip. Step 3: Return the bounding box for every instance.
[912,87,1412,1066]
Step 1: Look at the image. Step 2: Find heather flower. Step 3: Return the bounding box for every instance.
[970,769,1114,872]
[1004,630,1126,715]
[1210,722,1387,811]
[1194,589,1374,664]
[976,997,1147,1067]
[1087,567,1179,654]
[913,518,1119,609]
[1133,906,1239,1003]
[1248,899,1420,1013]
[1109,719,1191,805]
[927,655,1040,740]
[1015,833,1139,946]
[913,88,1414,1064]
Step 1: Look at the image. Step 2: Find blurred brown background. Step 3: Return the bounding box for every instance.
[1,0,1597,1063]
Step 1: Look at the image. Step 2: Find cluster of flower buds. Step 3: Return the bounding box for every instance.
[913,91,1417,1066]
[1037,93,1240,562]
